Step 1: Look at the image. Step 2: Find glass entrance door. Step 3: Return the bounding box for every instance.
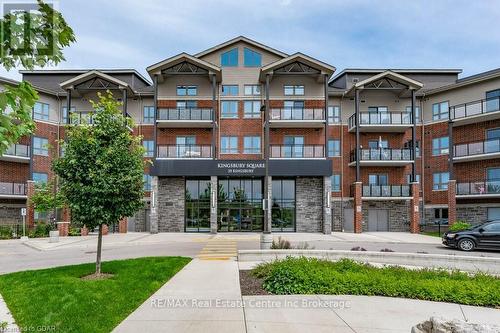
[185,179,211,232]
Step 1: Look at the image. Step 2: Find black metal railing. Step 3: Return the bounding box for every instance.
[350,148,413,162]
[454,138,500,157]
[270,145,324,158]
[157,108,213,121]
[0,182,26,195]
[157,144,212,158]
[348,111,413,128]
[450,96,500,120]
[359,185,411,197]
[4,144,30,157]
[456,180,500,195]
[270,108,324,121]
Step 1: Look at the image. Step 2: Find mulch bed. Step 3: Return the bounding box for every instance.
[80,273,114,280]
[239,270,270,296]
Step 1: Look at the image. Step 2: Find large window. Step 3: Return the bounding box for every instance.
[143,106,155,123]
[221,136,238,154]
[283,136,304,158]
[432,137,449,155]
[243,136,260,154]
[220,48,238,67]
[284,85,304,96]
[369,174,388,185]
[143,174,152,191]
[434,208,448,222]
[33,172,48,183]
[222,85,239,96]
[33,102,50,121]
[328,139,340,157]
[243,48,262,67]
[272,179,295,232]
[432,101,449,120]
[487,168,500,181]
[186,179,211,232]
[176,85,197,96]
[243,101,261,118]
[433,172,449,190]
[221,101,239,118]
[331,174,341,192]
[143,140,154,157]
[283,100,304,119]
[405,106,421,123]
[176,136,196,157]
[244,85,261,96]
[486,89,500,112]
[328,106,340,124]
[33,137,48,156]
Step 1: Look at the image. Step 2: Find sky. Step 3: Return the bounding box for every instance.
[2,0,500,82]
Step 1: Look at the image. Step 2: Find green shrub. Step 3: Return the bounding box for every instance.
[255,257,500,307]
[68,227,81,236]
[27,222,52,238]
[0,226,15,240]
[449,221,472,232]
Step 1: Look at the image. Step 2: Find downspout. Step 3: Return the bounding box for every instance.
[340,91,346,231]
[420,92,426,225]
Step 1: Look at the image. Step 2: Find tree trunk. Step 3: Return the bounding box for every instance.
[96,224,103,274]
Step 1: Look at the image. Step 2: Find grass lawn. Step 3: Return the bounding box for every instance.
[253,257,500,307]
[0,257,190,333]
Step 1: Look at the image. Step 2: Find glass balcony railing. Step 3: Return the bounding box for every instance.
[348,111,413,128]
[270,145,324,158]
[454,138,500,157]
[270,108,324,121]
[4,144,30,157]
[350,148,413,162]
[157,108,213,121]
[456,180,500,196]
[360,185,411,197]
[157,145,212,158]
[0,182,26,195]
[450,96,500,120]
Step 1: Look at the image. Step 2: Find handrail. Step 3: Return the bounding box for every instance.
[157,108,213,121]
[270,108,324,121]
[157,144,212,158]
[270,144,324,158]
[4,144,30,157]
[454,138,500,157]
[348,111,413,128]
[350,148,413,162]
[450,96,500,120]
[456,180,500,195]
[356,184,411,197]
[0,182,26,195]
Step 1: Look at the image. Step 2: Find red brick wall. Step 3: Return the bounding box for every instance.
[0,161,29,183]
[422,121,449,204]
[32,121,60,180]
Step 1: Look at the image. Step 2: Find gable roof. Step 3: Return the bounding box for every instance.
[20,69,151,86]
[424,67,500,96]
[260,52,335,80]
[194,35,288,59]
[353,70,424,90]
[146,52,222,81]
[59,70,132,92]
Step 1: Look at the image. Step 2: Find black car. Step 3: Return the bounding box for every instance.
[442,221,500,251]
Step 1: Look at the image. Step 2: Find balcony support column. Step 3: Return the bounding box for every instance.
[211,74,217,159]
[122,88,127,116]
[324,74,329,150]
[447,179,457,226]
[210,176,218,234]
[355,89,360,182]
[411,89,417,181]
[353,181,363,233]
[323,176,332,234]
[26,180,35,229]
[153,75,159,159]
[448,119,454,180]
[410,182,420,233]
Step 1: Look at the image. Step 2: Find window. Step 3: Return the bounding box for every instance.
[328,140,340,157]
[328,106,340,124]
[220,48,238,67]
[487,168,500,181]
[284,136,304,158]
[61,106,75,124]
[284,85,304,96]
[221,136,238,154]
[483,222,500,232]
[176,100,197,109]
[405,106,421,123]
[143,140,154,157]
[368,140,388,149]
[433,172,449,190]
[33,172,48,183]
[143,106,155,123]
[283,100,304,119]
[434,208,448,220]
[271,179,295,232]
[369,174,388,185]
[222,85,239,96]
[33,102,50,121]
[243,101,261,118]
[406,174,421,183]
[221,101,239,118]
[331,174,341,192]
[243,47,261,67]
[432,137,449,155]
[176,136,195,146]
[244,85,261,96]
[486,89,500,112]
[244,136,261,154]
[176,85,197,96]
[143,174,152,191]
[33,137,48,156]
[432,101,449,120]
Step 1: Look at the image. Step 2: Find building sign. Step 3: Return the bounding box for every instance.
[217,162,265,175]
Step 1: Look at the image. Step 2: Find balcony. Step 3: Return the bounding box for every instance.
[0,182,27,198]
[349,148,413,166]
[362,185,411,199]
[156,108,213,128]
[157,144,212,159]
[269,108,325,128]
[0,144,30,163]
[456,180,500,198]
[348,111,413,132]
[450,96,500,126]
[453,138,500,162]
[270,145,324,159]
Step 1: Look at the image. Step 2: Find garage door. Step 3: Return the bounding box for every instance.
[368,209,389,231]
[343,208,354,232]
[487,207,500,222]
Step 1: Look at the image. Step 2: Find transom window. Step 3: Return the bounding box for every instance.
[143,140,154,157]
[221,101,239,118]
[243,101,261,118]
[243,136,261,154]
[244,85,261,96]
[33,137,48,156]
[176,85,197,96]
[284,85,304,96]
[221,136,238,154]
[243,47,262,67]
[328,106,340,124]
[328,139,340,157]
[331,174,341,192]
[33,102,50,121]
[432,137,449,155]
[143,106,155,123]
[222,85,239,96]
[432,101,449,120]
[433,172,449,190]
[221,48,238,67]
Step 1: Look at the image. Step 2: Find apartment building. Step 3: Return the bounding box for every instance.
[0,36,499,234]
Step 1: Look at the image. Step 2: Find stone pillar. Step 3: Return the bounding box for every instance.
[323,176,332,234]
[102,224,109,236]
[62,206,71,222]
[26,180,35,228]
[264,176,272,232]
[57,222,69,236]
[410,182,420,233]
[353,182,363,233]
[81,225,89,236]
[448,180,457,225]
[149,176,159,234]
[210,176,218,234]
[118,218,127,233]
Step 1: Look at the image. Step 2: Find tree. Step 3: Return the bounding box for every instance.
[53,91,146,275]
[0,0,75,154]
[29,180,65,223]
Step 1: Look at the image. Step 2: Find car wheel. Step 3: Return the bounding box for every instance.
[457,238,475,251]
